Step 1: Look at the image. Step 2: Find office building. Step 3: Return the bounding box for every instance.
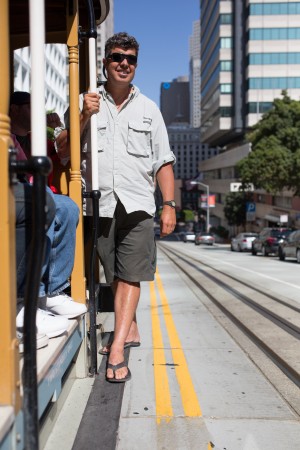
[189,19,201,128]
[13,1,114,118]
[96,2,114,82]
[160,77,190,126]
[168,124,217,180]
[14,44,68,117]
[167,122,218,209]
[199,0,300,230]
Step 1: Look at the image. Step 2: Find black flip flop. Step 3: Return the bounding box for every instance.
[99,341,140,355]
[124,341,141,349]
[106,361,132,383]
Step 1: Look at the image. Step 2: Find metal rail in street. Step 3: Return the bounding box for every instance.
[159,243,300,390]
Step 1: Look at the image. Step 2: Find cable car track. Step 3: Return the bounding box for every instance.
[158,243,300,388]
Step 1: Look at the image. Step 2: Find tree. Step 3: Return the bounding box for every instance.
[237,91,300,194]
[224,192,251,227]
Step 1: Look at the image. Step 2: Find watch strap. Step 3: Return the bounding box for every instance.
[163,200,176,208]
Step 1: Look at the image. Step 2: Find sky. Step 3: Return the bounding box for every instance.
[114,0,200,106]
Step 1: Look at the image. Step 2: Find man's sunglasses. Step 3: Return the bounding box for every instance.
[107,52,137,65]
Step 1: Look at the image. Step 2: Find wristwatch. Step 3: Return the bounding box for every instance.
[163,200,176,208]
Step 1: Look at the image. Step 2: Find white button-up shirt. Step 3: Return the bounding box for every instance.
[72,84,175,218]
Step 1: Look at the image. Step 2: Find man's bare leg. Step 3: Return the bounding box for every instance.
[101,281,140,354]
[112,279,140,342]
[106,279,140,380]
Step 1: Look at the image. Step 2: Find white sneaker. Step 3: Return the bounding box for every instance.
[43,293,87,319]
[17,330,49,353]
[16,307,69,338]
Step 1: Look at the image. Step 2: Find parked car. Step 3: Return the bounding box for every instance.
[251,228,293,256]
[182,231,196,243]
[231,232,258,252]
[278,229,300,262]
[195,232,215,245]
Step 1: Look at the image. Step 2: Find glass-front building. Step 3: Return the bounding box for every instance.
[200,0,300,144]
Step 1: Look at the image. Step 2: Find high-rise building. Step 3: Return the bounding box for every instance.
[14,44,68,117]
[96,2,114,82]
[160,77,190,126]
[168,124,218,180]
[199,0,300,230]
[201,0,300,146]
[189,20,201,128]
[13,1,114,118]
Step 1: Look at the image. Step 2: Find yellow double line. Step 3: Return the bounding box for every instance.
[150,268,202,423]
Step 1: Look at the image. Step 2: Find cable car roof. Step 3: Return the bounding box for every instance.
[10,0,110,49]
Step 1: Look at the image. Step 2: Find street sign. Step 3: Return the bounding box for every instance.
[230,182,254,192]
[200,195,215,208]
[246,202,256,213]
[246,202,256,222]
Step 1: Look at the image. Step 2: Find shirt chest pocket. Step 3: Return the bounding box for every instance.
[127,121,152,157]
[97,120,108,152]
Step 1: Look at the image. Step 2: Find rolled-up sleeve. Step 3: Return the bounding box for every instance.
[151,107,176,175]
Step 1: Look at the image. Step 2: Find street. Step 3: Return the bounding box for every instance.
[160,238,300,305]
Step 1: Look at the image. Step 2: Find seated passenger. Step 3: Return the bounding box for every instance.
[10,92,87,339]
[10,92,62,192]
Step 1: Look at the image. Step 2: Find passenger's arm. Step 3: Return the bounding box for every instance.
[55,92,100,159]
[156,163,176,237]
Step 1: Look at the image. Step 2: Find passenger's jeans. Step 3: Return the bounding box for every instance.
[39,188,79,296]
[15,182,56,299]
[15,183,79,299]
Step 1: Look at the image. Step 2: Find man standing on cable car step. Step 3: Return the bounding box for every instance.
[56,32,176,382]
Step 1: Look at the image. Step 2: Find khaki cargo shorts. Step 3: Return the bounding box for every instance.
[97,201,156,284]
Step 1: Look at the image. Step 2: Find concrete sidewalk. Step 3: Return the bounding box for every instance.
[117,248,300,450]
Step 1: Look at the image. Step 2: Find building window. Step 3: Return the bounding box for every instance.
[219,106,233,117]
[220,13,232,24]
[220,83,233,93]
[248,102,273,113]
[250,3,300,15]
[249,77,300,89]
[249,52,300,65]
[220,37,232,48]
[274,196,292,208]
[220,60,232,71]
[249,28,300,40]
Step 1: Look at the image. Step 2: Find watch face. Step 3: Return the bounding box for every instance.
[164,201,176,207]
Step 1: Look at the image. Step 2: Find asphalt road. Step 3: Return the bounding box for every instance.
[159,238,300,306]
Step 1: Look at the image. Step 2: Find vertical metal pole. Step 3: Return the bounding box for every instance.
[23,161,50,450]
[22,1,47,448]
[29,0,46,158]
[89,191,100,374]
[84,0,100,374]
[207,185,210,233]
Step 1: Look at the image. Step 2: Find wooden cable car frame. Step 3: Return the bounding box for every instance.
[0,0,110,443]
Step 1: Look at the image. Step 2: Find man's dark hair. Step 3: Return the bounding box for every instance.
[105,32,139,58]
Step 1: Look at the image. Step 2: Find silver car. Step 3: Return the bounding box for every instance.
[231,232,258,252]
[195,232,215,245]
[182,231,196,243]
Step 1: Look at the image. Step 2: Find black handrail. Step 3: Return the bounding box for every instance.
[10,151,52,450]
[83,190,101,375]
[80,0,101,376]
[78,0,97,41]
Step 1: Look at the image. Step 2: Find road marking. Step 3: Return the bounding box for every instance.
[190,248,300,291]
[155,269,202,417]
[150,280,173,423]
